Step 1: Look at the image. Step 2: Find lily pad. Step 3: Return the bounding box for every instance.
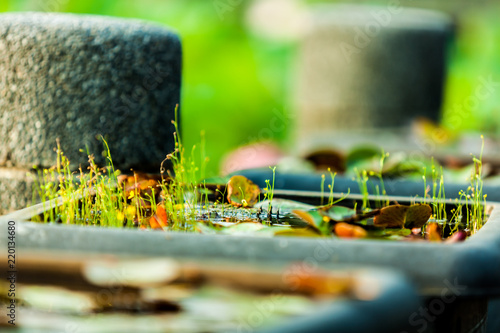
[382,228,412,240]
[373,204,433,229]
[254,199,315,214]
[405,204,432,229]
[373,205,409,228]
[321,205,357,221]
[220,222,265,235]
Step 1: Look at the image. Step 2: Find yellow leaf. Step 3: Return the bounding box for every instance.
[226,175,261,208]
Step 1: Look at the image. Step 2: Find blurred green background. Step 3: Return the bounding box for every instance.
[2,0,500,177]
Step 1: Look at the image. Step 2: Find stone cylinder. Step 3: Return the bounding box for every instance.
[0,12,182,172]
[293,5,453,152]
[0,12,182,213]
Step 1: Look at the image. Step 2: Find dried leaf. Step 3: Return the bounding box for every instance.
[149,205,169,230]
[445,230,467,243]
[405,204,432,229]
[304,149,345,172]
[334,222,367,238]
[426,222,442,242]
[373,205,408,228]
[226,175,261,208]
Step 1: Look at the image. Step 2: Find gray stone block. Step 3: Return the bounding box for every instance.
[0,167,35,214]
[0,12,181,172]
[293,5,453,149]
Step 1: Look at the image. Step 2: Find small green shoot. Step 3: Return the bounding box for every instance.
[264,166,277,212]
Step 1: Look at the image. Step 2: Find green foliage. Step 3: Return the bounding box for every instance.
[264,166,277,211]
[33,138,128,227]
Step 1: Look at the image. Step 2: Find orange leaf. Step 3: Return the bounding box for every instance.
[149,216,163,230]
[226,175,261,208]
[155,205,169,226]
[334,222,367,238]
[426,222,442,242]
[149,205,169,230]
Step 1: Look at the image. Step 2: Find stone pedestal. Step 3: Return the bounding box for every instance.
[294,5,453,153]
[0,12,182,213]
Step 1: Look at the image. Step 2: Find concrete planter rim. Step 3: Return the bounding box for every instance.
[4,191,500,298]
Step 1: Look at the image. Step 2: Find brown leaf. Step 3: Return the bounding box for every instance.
[226,175,261,208]
[120,172,162,201]
[405,204,432,229]
[373,205,408,228]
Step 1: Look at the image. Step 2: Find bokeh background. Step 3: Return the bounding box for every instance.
[2,0,500,177]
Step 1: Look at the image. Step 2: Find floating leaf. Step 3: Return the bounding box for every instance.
[445,230,467,243]
[304,149,345,172]
[405,204,432,229]
[373,205,408,228]
[274,228,322,237]
[321,206,357,221]
[381,228,412,240]
[194,222,220,234]
[149,216,162,229]
[345,145,380,169]
[150,205,169,230]
[220,222,265,235]
[292,210,324,233]
[426,222,442,242]
[373,204,432,229]
[226,175,261,208]
[383,156,428,177]
[333,222,367,238]
[254,199,315,214]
